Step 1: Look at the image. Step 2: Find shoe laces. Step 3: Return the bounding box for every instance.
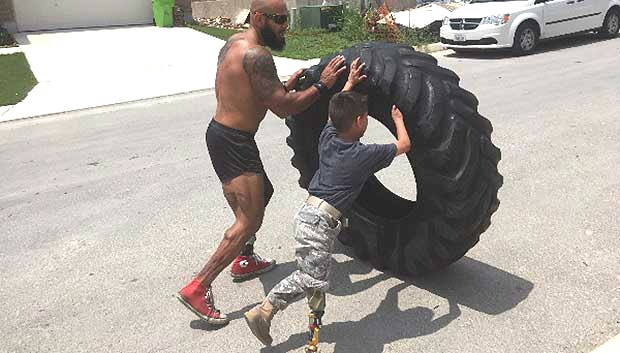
[205,286,221,314]
[251,253,265,263]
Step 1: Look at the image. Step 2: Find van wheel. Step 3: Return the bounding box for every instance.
[512,22,538,56]
[598,8,620,38]
[286,42,503,276]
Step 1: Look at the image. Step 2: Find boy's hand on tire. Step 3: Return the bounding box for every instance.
[319,55,347,88]
[392,105,411,155]
[343,58,367,91]
[391,105,404,122]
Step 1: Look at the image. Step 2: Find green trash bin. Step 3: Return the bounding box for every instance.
[153,0,175,27]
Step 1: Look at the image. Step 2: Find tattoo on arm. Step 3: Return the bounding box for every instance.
[242,47,282,100]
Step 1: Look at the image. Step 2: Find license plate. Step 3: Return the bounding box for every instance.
[454,34,466,41]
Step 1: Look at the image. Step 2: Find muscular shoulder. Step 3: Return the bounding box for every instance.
[241,46,281,99]
[242,46,276,75]
[217,33,250,65]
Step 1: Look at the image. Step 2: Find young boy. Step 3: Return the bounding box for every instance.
[244,59,411,351]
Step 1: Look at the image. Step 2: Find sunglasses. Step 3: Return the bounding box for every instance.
[260,12,289,25]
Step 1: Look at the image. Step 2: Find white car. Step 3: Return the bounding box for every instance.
[440,0,620,55]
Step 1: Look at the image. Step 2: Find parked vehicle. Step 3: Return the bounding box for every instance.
[440,0,620,55]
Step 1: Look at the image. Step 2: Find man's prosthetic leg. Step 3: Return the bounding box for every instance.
[304,290,325,353]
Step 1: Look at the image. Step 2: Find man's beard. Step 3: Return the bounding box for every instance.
[261,25,285,51]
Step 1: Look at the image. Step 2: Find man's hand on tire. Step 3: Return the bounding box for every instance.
[285,68,306,92]
[343,57,367,91]
[319,55,347,88]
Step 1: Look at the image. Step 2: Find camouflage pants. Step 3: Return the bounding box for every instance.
[267,203,342,312]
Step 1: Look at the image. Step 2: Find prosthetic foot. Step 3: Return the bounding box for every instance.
[304,310,323,353]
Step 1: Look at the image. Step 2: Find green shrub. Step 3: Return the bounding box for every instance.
[340,8,372,42]
[341,7,440,47]
[0,26,17,47]
[401,26,440,46]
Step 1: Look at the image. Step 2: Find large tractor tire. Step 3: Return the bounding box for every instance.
[286,42,503,276]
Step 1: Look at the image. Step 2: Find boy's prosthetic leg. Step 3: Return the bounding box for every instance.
[304,290,325,353]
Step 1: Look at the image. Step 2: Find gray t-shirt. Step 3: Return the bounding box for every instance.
[307,121,397,213]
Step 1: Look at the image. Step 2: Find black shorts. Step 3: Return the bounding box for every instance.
[206,119,273,206]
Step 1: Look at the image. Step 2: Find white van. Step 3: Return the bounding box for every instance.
[439,0,620,54]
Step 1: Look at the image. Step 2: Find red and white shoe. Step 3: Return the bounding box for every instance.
[230,253,276,281]
[176,279,229,325]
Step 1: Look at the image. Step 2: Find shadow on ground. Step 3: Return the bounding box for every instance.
[445,33,619,59]
[189,302,257,331]
[253,242,533,352]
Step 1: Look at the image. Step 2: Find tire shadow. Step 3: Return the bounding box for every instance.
[404,256,533,315]
[255,242,533,352]
[259,281,461,353]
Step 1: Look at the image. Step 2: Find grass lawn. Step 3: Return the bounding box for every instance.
[0,53,37,106]
[189,24,353,60]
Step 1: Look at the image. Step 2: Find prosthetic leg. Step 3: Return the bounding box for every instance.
[304,290,325,353]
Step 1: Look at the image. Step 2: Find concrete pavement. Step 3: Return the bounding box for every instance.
[590,334,620,353]
[1,34,619,353]
[0,46,22,55]
[0,26,319,123]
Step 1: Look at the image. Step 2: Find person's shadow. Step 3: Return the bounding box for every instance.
[261,282,460,353]
[251,241,534,352]
[189,302,258,331]
[191,242,534,352]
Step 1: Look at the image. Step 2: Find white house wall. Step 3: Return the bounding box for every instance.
[14,0,153,32]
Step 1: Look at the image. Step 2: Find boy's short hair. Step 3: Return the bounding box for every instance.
[328,91,368,132]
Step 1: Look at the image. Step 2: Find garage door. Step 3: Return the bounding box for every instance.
[14,0,153,32]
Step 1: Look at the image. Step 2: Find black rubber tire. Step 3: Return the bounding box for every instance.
[512,22,539,56]
[286,42,503,276]
[451,48,471,55]
[598,8,620,38]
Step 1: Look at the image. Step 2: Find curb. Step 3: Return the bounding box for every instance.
[0,46,22,55]
[590,333,620,353]
[0,88,215,125]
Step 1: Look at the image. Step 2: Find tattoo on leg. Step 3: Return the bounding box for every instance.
[224,191,240,211]
[224,190,252,215]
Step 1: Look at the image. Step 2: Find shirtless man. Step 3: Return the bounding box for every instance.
[176,0,347,325]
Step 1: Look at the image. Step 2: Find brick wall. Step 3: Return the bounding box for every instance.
[0,0,15,23]
[192,0,251,20]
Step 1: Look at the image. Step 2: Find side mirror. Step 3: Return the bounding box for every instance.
[534,0,547,4]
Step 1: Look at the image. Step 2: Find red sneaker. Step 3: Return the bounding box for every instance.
[230,253,276,281]
[176,279,229,325]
